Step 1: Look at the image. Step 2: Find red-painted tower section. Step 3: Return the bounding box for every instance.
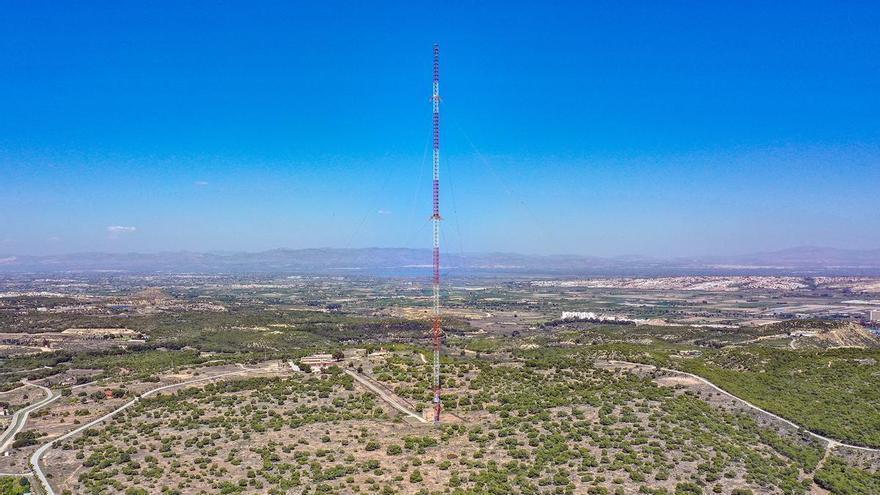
[431,43,442,424]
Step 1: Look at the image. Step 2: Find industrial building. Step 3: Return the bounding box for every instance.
[299,353,336,369]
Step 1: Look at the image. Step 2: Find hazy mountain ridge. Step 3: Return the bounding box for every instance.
[2,246,880,276]
[702,246,880,267]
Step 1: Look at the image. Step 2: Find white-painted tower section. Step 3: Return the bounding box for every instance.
[430,43,443,424]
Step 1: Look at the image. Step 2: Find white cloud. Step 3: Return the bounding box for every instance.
[107,225,136,239]
[194,180,209,187]
[377,209,392,215]
[47,236,61,242]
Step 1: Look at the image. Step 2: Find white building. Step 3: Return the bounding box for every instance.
[561,312,634,323]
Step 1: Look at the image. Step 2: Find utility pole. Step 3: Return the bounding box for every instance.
[431,43,443,425]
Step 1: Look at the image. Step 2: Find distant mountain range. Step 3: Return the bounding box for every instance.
[2,246,880,276]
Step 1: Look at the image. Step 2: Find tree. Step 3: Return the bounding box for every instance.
[675,482,703,495]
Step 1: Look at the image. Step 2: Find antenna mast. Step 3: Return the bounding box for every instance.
[431,43,442,424]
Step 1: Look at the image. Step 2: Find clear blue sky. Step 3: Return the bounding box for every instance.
[1,1,878,257]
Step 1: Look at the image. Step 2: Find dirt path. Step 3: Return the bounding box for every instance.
[344,369,428,424]
[0,366,52,377]
[31,366,268,495]
[605,359,858,493]
[604,359,880,454]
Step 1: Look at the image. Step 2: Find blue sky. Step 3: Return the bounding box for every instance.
[1,1,878,257]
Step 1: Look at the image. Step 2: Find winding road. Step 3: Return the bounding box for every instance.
[0,381,60,454]
[30,367,260,495]
[19,355,878,494]
[606,359,880,454]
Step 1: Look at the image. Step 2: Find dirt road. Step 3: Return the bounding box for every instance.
[30,367,264,495]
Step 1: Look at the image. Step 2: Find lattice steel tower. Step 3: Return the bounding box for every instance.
[430,43,443,424]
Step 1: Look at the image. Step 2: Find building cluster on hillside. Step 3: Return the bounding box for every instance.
[560,312,637,324]
[534,277,811,292]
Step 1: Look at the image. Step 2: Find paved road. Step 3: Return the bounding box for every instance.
[345,369,427,424]
[0,381,60,454]
[607,359,880,454]
[30,368,258,495]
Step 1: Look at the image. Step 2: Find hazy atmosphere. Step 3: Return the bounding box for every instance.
[2,1,878,257]
[4,4,880,495]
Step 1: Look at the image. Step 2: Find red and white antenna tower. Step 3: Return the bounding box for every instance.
[430,43,443,424]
